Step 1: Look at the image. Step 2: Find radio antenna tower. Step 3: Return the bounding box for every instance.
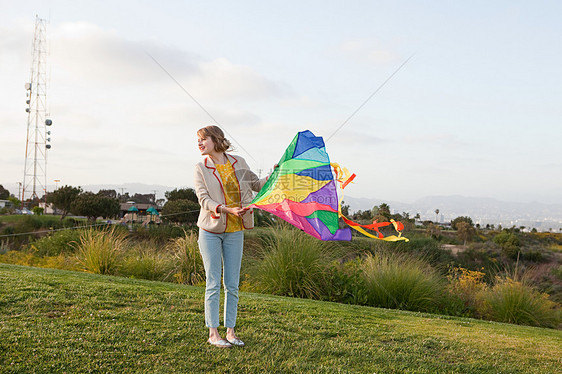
[22,15,53,205]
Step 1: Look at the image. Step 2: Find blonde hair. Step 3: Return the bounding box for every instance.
[197,125,233,153]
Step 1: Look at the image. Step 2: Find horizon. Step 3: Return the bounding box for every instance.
[2,1,561,205]
[2,180,560,231]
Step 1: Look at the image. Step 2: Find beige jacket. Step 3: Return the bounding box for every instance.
[194,154,266,233]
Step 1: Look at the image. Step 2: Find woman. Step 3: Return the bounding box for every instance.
[194,125,267,348]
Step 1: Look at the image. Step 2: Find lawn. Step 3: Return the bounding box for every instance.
[1,264,561,373]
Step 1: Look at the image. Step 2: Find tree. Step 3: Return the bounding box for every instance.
[155,198,166,208]
[426,223,441,239]
[118,192,130,203]
[377,203,391,219]
[0,185,10,200]
[161,199,200,225]
[130,193,155,204]
[98,189,117,199]
[456,221,476,246]
[353,210,372,221]
[47,185,83,219]
[493,231,521,259]
[165,188,198,203]
[370,203,391,223]
[451,216,474,230]
[71,192,120,222]
[8,196,21,209]
[341,201,350,217]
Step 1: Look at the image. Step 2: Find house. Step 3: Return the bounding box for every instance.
[119,201,161,225]
[0,200,13,209]
[119,201,160,216]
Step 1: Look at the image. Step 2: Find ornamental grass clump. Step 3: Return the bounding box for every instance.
[252,225,340,299]
[167,230,205,285]
[121,241,173,281]
[478,276,561,328]
[74,228,128,275]
[361,252,444,312]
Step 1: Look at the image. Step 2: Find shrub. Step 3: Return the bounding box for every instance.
[15,215,43,232]
[446,267,487,316]
[251,225,340,299]
[28,229,82,256]
[121,242,173,281]
[166,231,205,285]
[478,277,561,328]
[74,228,128,274]
[63,218,78,228]
[0,250,79,271]
[2,226,15,236]
[521,249,545,263]
[553,265,562,281]
[161,200,199,225]
[451,216,474,230]
[360,252,445,312]
[324,258,369,305]
[0,239,11,254]
[493,232,521,259]
[132,225,190,243]
[389,237,454,268]
[454,245,504,283]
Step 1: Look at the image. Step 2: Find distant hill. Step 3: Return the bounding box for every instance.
[343,195,562,231]
[81,183,181,200]
[72,183,562,231]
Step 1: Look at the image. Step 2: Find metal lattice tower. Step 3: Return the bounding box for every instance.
[22,15,52,204]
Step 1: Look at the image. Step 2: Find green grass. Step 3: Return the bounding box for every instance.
[1,264,561,373]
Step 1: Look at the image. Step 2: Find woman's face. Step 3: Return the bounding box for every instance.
[197,136,215,156]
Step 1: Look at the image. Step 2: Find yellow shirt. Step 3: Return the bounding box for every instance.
[215,160,244,232]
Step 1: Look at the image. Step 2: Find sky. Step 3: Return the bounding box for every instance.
[1,1,561,204]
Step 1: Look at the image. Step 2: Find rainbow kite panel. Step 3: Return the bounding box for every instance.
[250,130,352,241]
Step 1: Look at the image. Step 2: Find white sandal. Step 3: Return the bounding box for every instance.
[208,338,232,348]
[227,337,245,347]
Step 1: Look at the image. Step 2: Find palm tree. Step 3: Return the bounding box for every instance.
[434,209,440,223]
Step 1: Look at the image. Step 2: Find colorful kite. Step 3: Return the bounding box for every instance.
[249,130,408,242]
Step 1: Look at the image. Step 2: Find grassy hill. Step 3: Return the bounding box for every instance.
[1,264,561,373]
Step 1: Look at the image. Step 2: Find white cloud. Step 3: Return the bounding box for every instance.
[48,22,284,103]
[403,132,468,148]
[337,38,401,64]
[0,22,32,63]
[184,57,284,100]
[50,22,199,86]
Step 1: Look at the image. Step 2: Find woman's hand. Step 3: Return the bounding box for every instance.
[225,206,249,217]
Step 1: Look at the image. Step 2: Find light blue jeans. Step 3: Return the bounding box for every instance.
[198,229,244,328]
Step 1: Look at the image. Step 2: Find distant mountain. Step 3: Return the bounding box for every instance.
[343,195,562,231]
[81,183,182,200]
[73,183,562,231]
